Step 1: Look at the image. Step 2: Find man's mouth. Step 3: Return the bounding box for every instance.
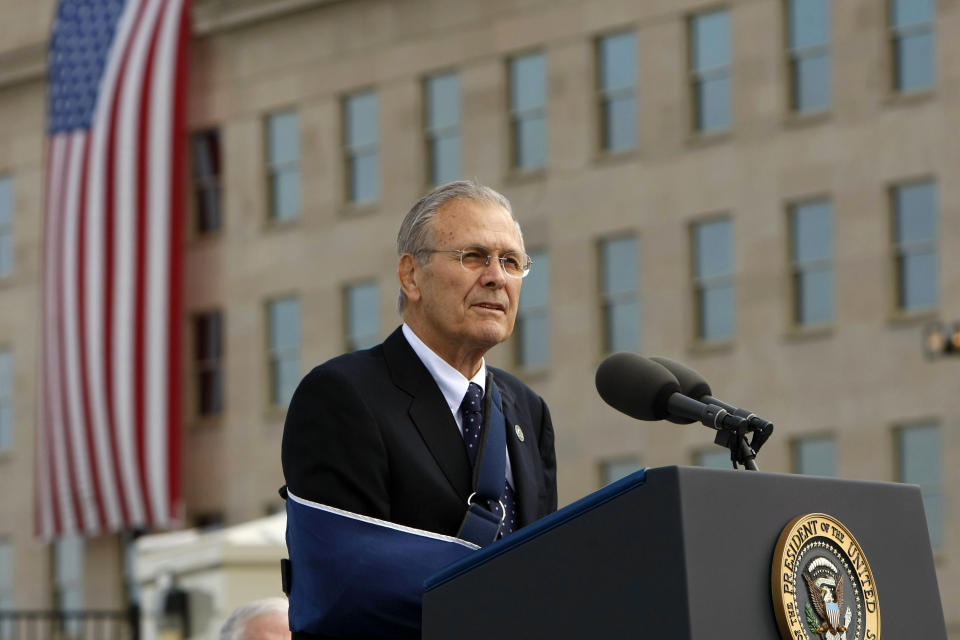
[472,302,505,312]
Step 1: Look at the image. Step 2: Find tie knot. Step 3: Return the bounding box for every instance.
[461,382,483,414]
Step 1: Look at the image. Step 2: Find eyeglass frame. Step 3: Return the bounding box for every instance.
[415,247,533,278]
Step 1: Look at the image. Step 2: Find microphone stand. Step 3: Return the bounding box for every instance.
[712,418,772,471]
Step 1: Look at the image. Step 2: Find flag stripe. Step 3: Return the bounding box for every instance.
[37,0,189,539]
[63,132,101,534]
[147,0,186,524]
[73,131,109,533]
[44,139,70,535]
[133,0,163,526]
[101,0,147,530]
[167,0,189,522]
[50,136,80,534]
[84,0,139,533]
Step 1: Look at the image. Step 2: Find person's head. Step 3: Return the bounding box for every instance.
[220,597,290,640]
[397,180,528,371]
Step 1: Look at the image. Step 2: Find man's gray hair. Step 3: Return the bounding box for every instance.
[220,597,289,640]
[396,179,521,312]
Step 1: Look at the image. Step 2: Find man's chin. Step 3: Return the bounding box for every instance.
[466,323,512,348]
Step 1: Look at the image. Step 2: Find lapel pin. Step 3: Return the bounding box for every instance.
[514,424,525,442]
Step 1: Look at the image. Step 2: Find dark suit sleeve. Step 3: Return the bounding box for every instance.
[537,395,558,513]
[281,365,393,520]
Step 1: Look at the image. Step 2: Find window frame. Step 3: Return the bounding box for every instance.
[788,197,834,328]
[0,347,12,451]
[888,0,936,94]
[515,249,550,369]
[343,89,380,205]
[0,175,13,279]
[192,310,224,419]
[0,537,13,638]
[343,280,381,353]
[264,109,301,222]
[688,8,733,134]
[423,70,461,186]
[508,50,548,172]
[694,447,732,469]
[189,128,222,236]
[265,295,301,409]
[53,534,84,636]
[691,216,735,342]
[896,421,942,548]
[596,29,638,153]
[599,235,641,354]
[792,433,836,476]
[784,0,832,114]
[890,178,937,313]
[599,456,643,486]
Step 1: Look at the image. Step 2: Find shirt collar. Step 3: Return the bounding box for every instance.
[402,323,486,416]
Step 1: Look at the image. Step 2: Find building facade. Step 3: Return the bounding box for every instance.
[0,0,957,635]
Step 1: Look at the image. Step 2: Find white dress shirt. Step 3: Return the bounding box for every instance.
[402,323,515,487]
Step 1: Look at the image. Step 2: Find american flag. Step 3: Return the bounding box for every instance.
[36,0,190,539]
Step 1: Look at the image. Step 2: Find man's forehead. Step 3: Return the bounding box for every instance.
[432,199,521,244]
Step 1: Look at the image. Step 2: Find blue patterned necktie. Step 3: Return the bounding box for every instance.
[460,382,518,536]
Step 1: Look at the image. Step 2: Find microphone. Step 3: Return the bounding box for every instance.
[649,356,774,435]
[595,353,747,431]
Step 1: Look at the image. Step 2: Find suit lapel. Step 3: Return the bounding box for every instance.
[495,376,540,527]
[383,328,473,500]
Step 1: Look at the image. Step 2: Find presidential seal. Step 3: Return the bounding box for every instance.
[772,513,880,640]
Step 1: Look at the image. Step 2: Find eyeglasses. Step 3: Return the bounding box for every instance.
[419,248,532,279]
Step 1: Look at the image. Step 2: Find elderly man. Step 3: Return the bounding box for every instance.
[281,179,557,540]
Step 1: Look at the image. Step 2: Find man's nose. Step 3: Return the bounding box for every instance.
[479,257,507,286]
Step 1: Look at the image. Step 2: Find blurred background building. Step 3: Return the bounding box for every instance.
[0,0,957,637]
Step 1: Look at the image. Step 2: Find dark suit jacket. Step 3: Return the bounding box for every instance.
[281,325,558,538]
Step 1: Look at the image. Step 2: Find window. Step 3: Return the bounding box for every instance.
[696,448,731,469]
[267,297,300,407]
[600,236,640,353]
[898,423,942,548]
[600,457,643,485]
[0,176,12,278]
[787,0,831,113]
[193,311,223,417]
[516,250,549,368]
[793,435,835,476]
[790,199,834,326]
[692,218,734,340]
[0,539,11,639]
[597,31,637,151]
[690,9,731,133]
[344,90,379,204]
[425,72,461,185]
[53,534,84,636]
[345,281,380,352]
[890,0,935,93]
[0,350,11,451]
[892,181,937,311]
[509,52,547,171]
[190,130,221,234]
[0,539,11,609]
[265,110,300,221]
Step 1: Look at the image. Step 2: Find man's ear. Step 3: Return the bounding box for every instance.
[398,254,422,303]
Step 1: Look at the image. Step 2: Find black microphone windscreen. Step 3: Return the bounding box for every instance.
[649,356,712,400]
[595,352,680,421]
